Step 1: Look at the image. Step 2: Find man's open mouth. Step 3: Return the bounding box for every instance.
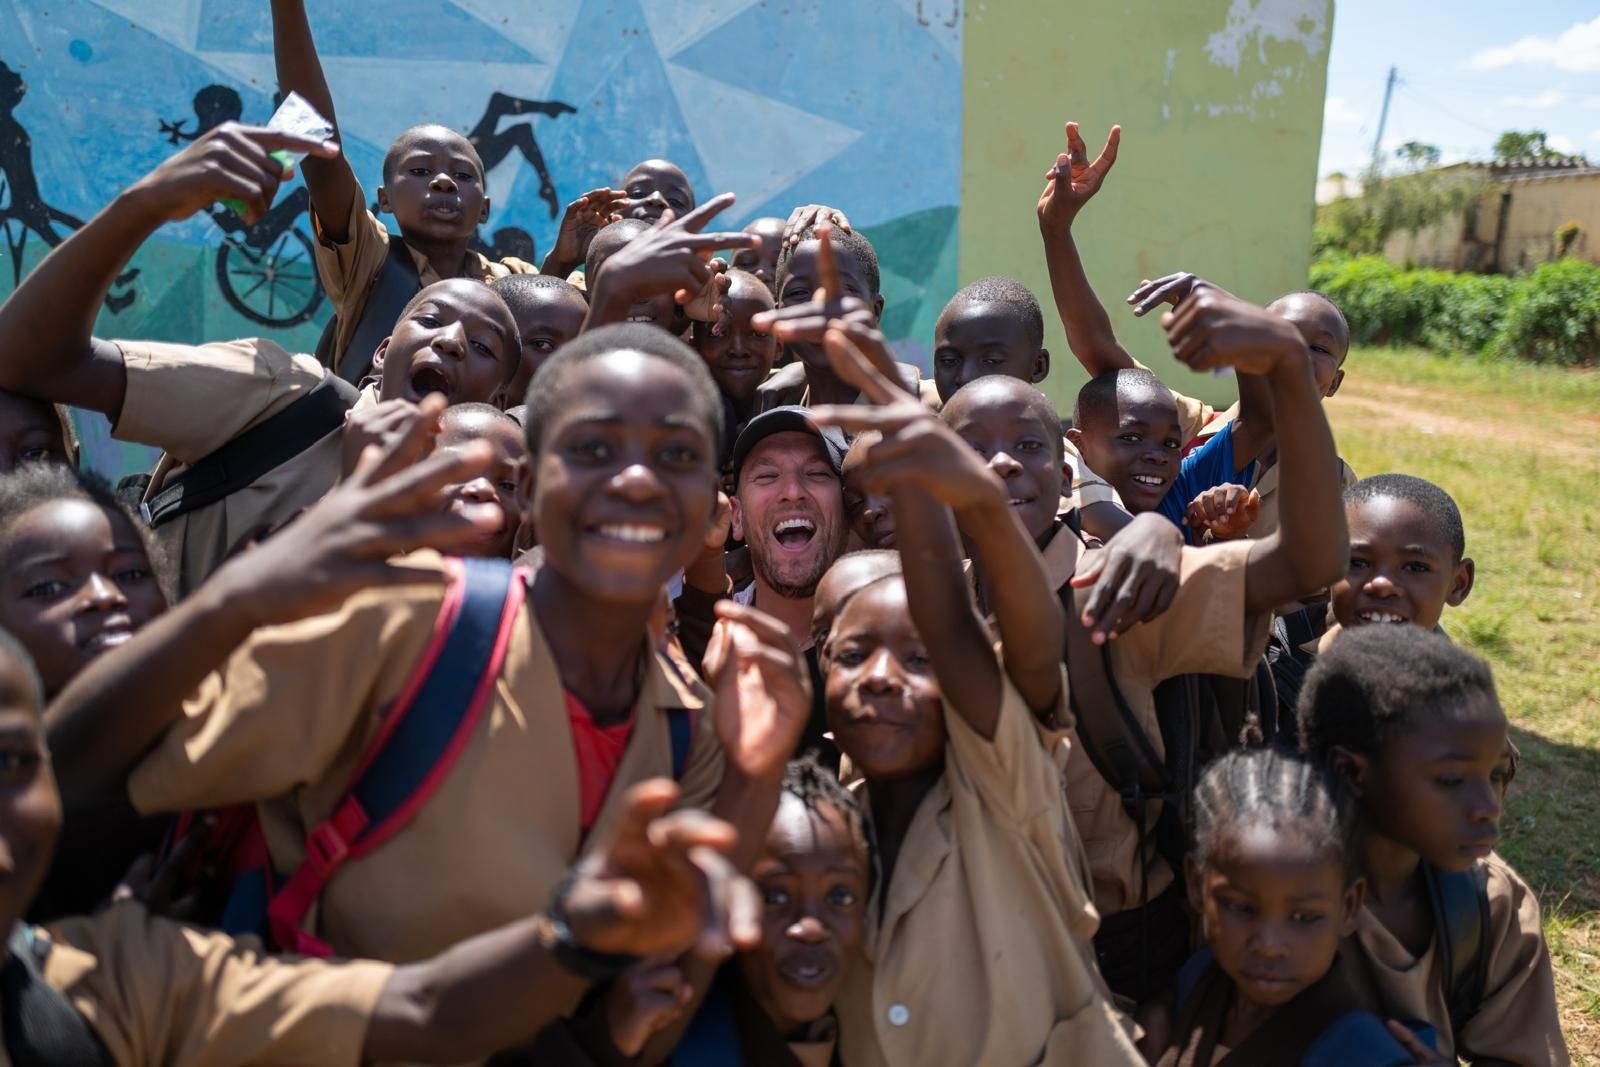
[772,516,817,551]
[410,363,451,397]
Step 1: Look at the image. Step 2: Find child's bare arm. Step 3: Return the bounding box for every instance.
[1159,289,1347,611]
[1037,121,1138,378]
[45,399,496,807]
[813,325,1063,731]
[0,126,335,417]
[270,0,363,241]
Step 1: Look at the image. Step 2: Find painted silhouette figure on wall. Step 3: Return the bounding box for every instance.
[0,60,137,311]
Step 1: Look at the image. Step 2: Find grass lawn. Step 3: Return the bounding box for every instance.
[1329,346,1600,1061]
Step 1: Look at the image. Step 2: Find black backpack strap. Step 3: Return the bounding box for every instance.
[1423,861,1492,1039]
[330,237,422,383]
[0,925,115,1067]
[140,373,360,529]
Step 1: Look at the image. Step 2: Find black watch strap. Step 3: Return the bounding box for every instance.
[544,867,643,981]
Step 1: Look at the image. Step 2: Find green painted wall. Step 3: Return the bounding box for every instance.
[960,0,1333,412]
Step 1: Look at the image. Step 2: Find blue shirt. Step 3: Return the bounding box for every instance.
[1157,421,1256,545]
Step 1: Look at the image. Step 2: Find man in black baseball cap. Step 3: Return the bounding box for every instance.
[679,406,848,768]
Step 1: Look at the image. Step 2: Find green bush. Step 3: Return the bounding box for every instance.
[1489,259,1600,366]
[1310,254,1599,365]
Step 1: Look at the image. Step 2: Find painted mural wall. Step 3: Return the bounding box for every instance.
[0,0,1329,476]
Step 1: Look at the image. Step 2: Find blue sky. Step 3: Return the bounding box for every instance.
[1318,2,1600,176]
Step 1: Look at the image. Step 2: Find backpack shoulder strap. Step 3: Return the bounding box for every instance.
[1423,860,1492,1037]
[0,925,115,1067]
[266,557,525,956]
[141,373,360,529]
[667,706,692,780]
[335,236,422,384]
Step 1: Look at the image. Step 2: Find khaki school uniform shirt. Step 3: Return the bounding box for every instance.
[29,900,390,1067]
[836,677,1141,1067]
[312,196,536,377]
[1346,852,1568,1065]
[112,338,376,598]
[1045,529,1271,916]
[128,553,724,967]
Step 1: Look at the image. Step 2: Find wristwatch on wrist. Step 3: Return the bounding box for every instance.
[542,865,643,981]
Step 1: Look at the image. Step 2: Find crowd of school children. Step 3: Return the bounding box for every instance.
[0,6,1572,1065]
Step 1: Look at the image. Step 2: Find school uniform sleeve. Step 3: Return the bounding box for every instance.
[310,190,393,311]
[1156,421,1257,540]
[110,338,328,464]
[942,669,1068,822]
[126,563,448,815]
[45,901,391,1067]
[1114,539,1272,683]
[1457,853,1569,1066]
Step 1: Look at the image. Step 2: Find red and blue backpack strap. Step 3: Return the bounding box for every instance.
[264,556,526,957]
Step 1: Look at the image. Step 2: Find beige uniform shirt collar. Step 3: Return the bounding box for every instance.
[858,775,955,952]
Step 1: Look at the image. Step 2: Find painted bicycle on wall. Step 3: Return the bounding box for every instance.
[162,86,325,328]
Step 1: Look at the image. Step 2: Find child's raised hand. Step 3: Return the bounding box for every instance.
[1069,511,1184,643]
[1161,283,1307,376]
[547,186,626,270]
[1184,483,1261,540]
[555,779,760,960]
[702,601,813,783]
[603,956,692,1057]
[589,192,757,319]
[339,397,438,478]
[1036,121,1121,230]
[681,256,731,323]
[128,122,338,226]
[218,393,501,627]
[1127,271,1230,317]
[750,224,872,344]
[781,203,851,248]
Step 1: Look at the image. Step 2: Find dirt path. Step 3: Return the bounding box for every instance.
[1334,380,1600,465]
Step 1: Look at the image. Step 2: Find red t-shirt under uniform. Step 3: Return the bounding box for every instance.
[565,691,636,832]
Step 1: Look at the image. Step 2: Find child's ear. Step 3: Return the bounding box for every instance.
[1064,425,1084,450]
[1448,557,1475,607]
[1340,874,1366,936]
[515,453,536,517]
[729,494,745,543]
[376,187,391,215]
[1030,348,1050,384]
[479,196,491,225]
[1326,366,1345,398]
[1327,745,1370,796]
[871,294,885,322]
[370,337,391,373]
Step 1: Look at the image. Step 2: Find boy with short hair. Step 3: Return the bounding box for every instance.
[1298,627,1567,1064]
[620,158,697,223]
[931,275,1050,405]
[489,273,589,409]
[0,125,527,596]
[731,215,788,294]
[115,324,810,977]
[271,0,539,379]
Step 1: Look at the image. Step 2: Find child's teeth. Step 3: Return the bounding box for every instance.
[1133,475,1162,486]
[599,523,665,543]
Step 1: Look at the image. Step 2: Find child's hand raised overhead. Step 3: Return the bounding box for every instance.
[544,185,627,275]
[702,601,813,785]
[1036,120,1120,231]
[781,203,851,249]
[1184,483,1261,540]
[584,192,757,329]
[1161,283,1308,376]
[751,224,873,345]
[127,122,338,226]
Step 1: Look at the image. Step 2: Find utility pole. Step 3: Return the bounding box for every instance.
[1370,65,1398,172]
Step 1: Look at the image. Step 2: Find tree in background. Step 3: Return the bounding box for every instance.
[1494,129,1558,161]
